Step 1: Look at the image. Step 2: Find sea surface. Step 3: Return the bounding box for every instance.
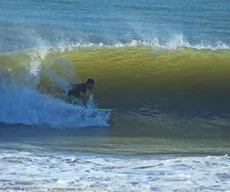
[0,0,230,191]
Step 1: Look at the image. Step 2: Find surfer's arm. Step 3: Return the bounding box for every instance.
[80,92,87,107]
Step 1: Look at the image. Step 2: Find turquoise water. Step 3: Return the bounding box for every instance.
[1,0,230,191]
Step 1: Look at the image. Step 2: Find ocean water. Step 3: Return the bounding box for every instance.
[0,0,230,191]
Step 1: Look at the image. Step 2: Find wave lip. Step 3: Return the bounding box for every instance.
[2,33,229,58]
[49,35,230,52]
[43,33,230,51]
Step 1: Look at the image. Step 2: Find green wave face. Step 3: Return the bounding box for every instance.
[57,47,230,110]
[1,46,230,139]
[2,46,230,110]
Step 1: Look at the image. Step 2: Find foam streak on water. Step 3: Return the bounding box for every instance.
[0,149,229,192]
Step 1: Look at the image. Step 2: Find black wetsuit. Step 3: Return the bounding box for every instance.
[68,83,87,98]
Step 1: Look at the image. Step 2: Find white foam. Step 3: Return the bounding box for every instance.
[0,49,111,128]
[0,77,111,128]
[0,149,229,192]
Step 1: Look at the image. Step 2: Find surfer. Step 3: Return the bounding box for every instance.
[66,78,95,107]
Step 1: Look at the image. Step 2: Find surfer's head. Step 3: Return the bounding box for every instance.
[86,78,95,89]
